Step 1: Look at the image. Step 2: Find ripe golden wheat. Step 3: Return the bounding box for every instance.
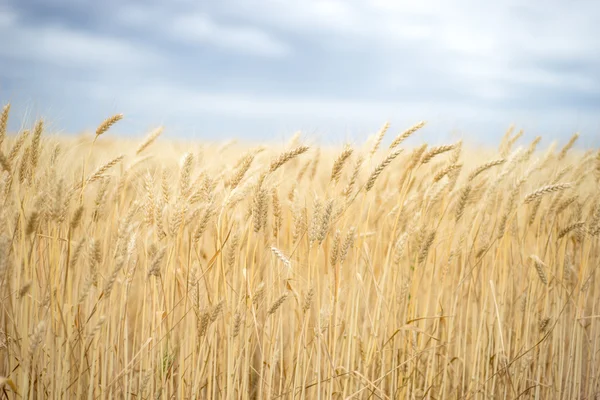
[0,104,599,399]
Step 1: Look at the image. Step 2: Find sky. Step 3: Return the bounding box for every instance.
[0,0,599,145]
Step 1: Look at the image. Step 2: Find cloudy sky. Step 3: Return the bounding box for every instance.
[0,0,599,145]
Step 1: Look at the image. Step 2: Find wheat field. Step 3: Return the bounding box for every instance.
[0,105,599,399]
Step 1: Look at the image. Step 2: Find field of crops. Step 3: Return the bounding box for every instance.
[0,105,599,399]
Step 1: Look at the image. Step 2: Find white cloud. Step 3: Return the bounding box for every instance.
[226,0,600,86]
[113,0,600,99]
[170,13,290,57]
[118,6,290,57]
[0,8,159,69]
[1,0,598,142]
[0,7,17,27]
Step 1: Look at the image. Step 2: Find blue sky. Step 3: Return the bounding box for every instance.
[0,0,599,145]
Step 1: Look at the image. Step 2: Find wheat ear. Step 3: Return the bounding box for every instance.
[96,114,123,137]
[389,121,426,149]
[136,127,163,155]
[269,146,309,173]
[369,122,390,157]
[421,144,456,164]
[524,183,571,204]
[0,103,10,148]
[365,149,403,192]
[331,145,353,183]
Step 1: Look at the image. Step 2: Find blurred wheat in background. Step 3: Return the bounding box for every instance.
[0,103,599,399]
